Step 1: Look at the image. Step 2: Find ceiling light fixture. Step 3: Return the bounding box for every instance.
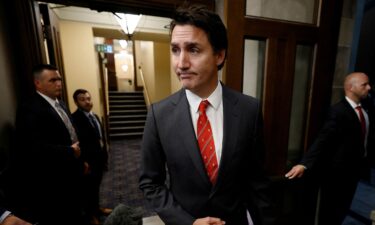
[114,13,142,36]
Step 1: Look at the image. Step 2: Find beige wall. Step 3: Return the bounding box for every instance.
[59,21,103,119]
[137,41,155,102]
[135,41,176,103]
[153,42,171,102]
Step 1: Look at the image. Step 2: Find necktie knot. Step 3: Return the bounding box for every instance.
[198,100,209,114]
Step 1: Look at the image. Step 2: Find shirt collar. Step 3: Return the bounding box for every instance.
[79,108,92,117]
[185,82,222,112]
[37,91,58,107]
[345,96,361,109]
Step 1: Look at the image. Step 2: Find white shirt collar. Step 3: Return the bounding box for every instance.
[37,91,58,107]
[185,82,222,112]
[345,96,361,109]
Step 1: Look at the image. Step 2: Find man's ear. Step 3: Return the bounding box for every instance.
[34,79,40,89]
[216,49,226,67]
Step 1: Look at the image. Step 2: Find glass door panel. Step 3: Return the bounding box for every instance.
[287,44,314,167]
[243,39,266,99]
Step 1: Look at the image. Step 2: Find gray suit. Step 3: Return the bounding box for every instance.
[139,85,275,225]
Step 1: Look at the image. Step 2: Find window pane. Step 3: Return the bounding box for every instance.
[287,45,313,167]
[246,0,317,24]
[243,39,266,99]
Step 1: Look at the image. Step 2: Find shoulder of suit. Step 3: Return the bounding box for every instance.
[222,85,259,106]
[152,89,185,107]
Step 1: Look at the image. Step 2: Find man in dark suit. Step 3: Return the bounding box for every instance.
[139,5,275,225]
[285,72,375,225]
[72,89,109,225]
[13,64,83,225]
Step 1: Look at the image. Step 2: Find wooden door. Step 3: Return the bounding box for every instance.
[224,0,344,176]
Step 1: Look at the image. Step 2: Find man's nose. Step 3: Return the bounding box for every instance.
[178,51,190,68]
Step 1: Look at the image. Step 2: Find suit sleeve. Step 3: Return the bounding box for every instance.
[139,105,195,225]
[301,108,339,171]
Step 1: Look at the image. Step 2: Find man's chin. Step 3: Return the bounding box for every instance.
[181,81,194,90]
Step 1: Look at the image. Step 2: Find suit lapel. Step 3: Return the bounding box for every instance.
[342,99,363,132]
[36,94,67,130]
[173,90,211,185]
[212,86,240,192]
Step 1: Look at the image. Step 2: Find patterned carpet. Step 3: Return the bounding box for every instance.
[100,138,155,218]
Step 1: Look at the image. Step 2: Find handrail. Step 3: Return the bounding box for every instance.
[138,66,151,107]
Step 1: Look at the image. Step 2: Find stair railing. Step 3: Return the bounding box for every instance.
[138,65,151,106]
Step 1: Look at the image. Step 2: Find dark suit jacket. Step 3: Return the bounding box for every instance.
[72,109,107,173]
[13,93,83,224]
[301,98,375,180]
[139,85,275,225]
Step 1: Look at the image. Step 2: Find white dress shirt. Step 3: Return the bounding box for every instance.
[186,82,223,165]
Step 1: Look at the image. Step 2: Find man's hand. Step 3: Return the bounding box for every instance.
[2,215,32,225]
[193,217,225,225]
[83,161,90,175]
[285,164,306,179]
[71,142,80,158]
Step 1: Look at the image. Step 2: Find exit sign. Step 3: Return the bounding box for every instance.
[95,44,113,53]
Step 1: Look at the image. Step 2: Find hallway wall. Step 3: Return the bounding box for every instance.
[135,40,173,104]
[59,20,103,118]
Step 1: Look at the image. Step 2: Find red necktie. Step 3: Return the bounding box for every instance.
[355,106,366,144]
[197,100,218,184]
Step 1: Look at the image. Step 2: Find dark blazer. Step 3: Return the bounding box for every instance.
[72,109,107,172]
[14,93,83,224]
[302,98,374,177]
[139,85,275,225]
[300,98,375,224]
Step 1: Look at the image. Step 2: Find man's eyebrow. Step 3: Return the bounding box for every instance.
[171,41,199,46]
[49,77,62,81]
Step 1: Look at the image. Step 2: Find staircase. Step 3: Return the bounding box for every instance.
[108,91,147,139]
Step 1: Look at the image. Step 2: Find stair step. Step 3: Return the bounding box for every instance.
[108,91,143,95]
[110,120,146,125]
[110,126,145,131]
[109,100,145,104]
[110,109,147,115]
[109,105,146,109]
[109,95,144,99]
[109,122,145,128]
[109,132,144,138]
[109,115,147,120]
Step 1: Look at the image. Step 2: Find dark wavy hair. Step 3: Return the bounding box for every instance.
[170,4,228,70]
[73,89,89,102]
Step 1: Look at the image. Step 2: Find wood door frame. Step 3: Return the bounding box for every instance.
[224,0,344,176]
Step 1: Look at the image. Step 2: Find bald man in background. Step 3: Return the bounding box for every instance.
[286,72,375,225]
